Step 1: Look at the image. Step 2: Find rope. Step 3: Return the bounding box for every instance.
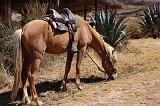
[85,51,105,74]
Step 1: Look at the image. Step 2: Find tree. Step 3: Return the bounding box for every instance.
[3,0,12,28]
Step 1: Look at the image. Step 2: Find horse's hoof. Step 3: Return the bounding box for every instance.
[60,86,68,92]
[26,99,31,105]
[23,97,31,104]
[78,86,83,91]
[36,100,43,106]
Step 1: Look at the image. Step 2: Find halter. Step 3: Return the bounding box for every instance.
[86,35,117,75]
[85,37,110,74]
[85,51,105,73]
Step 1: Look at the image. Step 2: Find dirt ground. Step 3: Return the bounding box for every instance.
[0,38,160,106]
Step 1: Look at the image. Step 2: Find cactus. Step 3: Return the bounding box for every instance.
[95,10,126,47]
[140,4,160,38]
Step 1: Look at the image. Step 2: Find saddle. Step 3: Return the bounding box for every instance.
[44,8,79,32]
[43,8,79,52]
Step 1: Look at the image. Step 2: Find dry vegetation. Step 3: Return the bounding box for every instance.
[0,38,160,105]
[0,1,160,105]
[124,17,142,39]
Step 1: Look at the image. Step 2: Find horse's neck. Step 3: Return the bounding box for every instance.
[76,17,106,58]
[89,28,106,58]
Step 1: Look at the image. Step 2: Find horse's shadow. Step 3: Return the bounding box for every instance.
[0,76,106,105]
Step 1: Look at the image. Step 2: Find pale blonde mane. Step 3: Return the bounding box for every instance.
[102,39,117,65]
[93,37,110,61]
[93,35,117,65]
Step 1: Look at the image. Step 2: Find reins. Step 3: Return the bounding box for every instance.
[85,51,105,74]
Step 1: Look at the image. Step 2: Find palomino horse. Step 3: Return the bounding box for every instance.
[11,15,118,105]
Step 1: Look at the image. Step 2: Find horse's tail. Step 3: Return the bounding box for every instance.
[11,29,23,102]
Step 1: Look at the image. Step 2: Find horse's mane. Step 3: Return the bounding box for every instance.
[76,15,106,45]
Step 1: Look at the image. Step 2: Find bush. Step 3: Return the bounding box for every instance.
[95,9,127,47]
[0,0,49,75]
[22,0,48,24]
[0,25,14,75]
[140,4,160,38]
[125,17,142,39]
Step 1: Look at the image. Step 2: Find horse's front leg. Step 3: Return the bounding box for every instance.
[76,47,86,90]
[61,51,74,91]
[28,58,42,106]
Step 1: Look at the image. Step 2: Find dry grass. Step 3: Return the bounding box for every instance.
[49,38,160,106]
[39,38,160,106]
[0,64,13,90]
[0,38,160,105]
[117,38,160,78]
[1,1,160,105]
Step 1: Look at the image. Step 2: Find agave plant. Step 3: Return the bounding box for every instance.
[140,4,160,38]
[95,9,126,47]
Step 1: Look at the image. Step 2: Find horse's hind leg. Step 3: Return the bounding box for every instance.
[28,58,42,106]
[21,57,31,104]
[61,51,74,91]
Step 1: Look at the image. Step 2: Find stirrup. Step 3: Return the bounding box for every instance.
[71,41,78,52]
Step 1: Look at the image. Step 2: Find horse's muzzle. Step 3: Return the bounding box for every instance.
[112,68,118,79]
[105,68,118,81]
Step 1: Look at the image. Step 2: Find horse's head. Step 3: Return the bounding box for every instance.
[102,43,118,80]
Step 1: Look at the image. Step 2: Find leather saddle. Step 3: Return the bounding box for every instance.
[43,8,79,32]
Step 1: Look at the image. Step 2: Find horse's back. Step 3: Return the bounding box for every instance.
[24,20,50,35]
[21,16,92,56]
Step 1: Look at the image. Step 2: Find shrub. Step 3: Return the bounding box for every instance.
[125,17,142,39]
[0,0,48,75]
[0,25,14,75]
[140,4,160,38]
[22,0,48,24]
[95,10,127,47]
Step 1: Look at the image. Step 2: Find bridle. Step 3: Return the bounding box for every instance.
[85,51,105,73]
[86,49,118,80]
[85,38,114,74]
